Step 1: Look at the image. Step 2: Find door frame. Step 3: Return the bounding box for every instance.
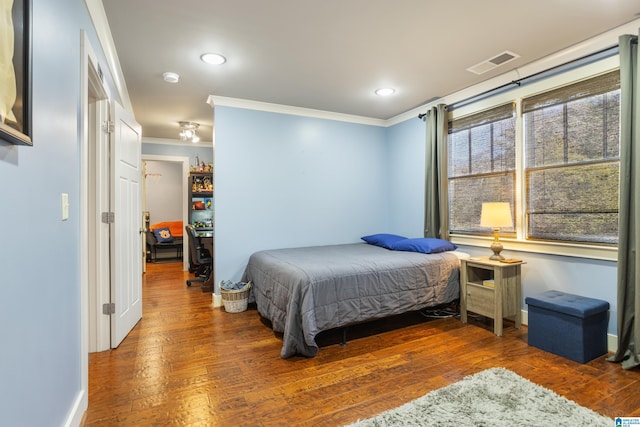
[74,30,109,426]
[142,154,191,272]
[81,33,111,355]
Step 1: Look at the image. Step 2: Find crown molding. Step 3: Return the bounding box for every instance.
[207,96,388,127]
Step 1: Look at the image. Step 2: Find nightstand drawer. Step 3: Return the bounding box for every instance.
[466,283,494,317]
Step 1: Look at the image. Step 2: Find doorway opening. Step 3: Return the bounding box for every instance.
[142,155,191,272]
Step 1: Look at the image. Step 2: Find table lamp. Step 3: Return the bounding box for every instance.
[480,202,513,260]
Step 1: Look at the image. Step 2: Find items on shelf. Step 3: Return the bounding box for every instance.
[189,172,214,230]
[191,175,213,192]
[190,155,213,173]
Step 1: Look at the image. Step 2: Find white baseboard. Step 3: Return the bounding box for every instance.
[607,333,618,354]
[63,390,87,427]
[212,293,223,307]
[521,308,529,327]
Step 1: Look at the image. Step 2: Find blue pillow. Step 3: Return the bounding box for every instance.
[153,227,174,243]
[390,237,457,254]
[361,233,407,249]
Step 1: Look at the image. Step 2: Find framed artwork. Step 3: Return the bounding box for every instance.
[1,0,32,146]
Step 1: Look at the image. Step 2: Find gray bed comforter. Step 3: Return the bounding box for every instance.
[242,243,460,358]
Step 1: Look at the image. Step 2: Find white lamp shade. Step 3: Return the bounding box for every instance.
[480,202,513,228]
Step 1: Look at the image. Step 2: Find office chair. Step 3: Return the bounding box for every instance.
[185,225,212,287]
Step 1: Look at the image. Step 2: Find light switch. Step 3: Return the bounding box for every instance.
[61,193,69,220]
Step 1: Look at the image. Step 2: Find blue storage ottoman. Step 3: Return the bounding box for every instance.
[525,290,609,363]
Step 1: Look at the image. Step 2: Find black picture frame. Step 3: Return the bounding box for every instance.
[1,0,32,146]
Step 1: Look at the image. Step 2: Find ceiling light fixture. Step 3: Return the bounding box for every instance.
[375,88,395,96]
[201,53,227,65]
[179,121,200,143]
[163,71,180,83]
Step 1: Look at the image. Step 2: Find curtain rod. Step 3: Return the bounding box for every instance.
[418,45,619,121]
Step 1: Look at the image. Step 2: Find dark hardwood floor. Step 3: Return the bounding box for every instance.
[84,261,640,426]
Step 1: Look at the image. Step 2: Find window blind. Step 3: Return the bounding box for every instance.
[447,103,516,235]
[522,70,620,114]
[523,70,620,244]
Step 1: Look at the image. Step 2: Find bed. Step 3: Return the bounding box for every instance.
[241,242,464,358]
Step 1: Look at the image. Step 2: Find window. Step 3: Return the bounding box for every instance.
[523,71,620,244]
[447,68,621,247]
[448,103,516,235]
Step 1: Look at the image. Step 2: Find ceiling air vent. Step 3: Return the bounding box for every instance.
[467,50,520,75]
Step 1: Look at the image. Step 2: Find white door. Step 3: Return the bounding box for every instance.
[110,102,143,348]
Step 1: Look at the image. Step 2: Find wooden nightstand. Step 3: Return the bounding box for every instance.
[460,257,524,336]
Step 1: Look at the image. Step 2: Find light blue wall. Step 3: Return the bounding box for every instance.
[214,107,619,336]
[214,106,389,282]
[145,161,182,223]
[385,118,619,336]
[386,117,427,237]
[0,0,114,425]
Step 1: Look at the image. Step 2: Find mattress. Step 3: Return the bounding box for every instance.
[242,243,462,358]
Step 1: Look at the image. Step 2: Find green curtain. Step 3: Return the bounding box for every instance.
[608,33,640,369]
[424,104,449,239]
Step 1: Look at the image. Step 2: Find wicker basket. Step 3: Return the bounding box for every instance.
[220,281,251,313]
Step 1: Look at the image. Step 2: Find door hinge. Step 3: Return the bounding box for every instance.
[102,303,115,315]
[101,212,115,224]
[103,120,115,134]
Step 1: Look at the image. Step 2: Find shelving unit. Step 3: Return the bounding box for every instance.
[460,257,524,336]
[188,172,213,231]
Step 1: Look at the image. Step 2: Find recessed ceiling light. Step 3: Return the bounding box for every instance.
[375,88,395,96]
[162,72,180,83]
[201,53,227,65]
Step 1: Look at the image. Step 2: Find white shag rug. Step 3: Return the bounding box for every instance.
[346,368,612,427]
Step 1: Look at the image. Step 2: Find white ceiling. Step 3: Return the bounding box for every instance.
[101,0,640,143]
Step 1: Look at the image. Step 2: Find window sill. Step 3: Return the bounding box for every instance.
[450,234,618,262]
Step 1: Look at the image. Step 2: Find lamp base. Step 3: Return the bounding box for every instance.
[489,240,505,260]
